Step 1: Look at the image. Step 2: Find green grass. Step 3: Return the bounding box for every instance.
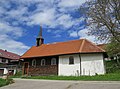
[0,78,14,87]
[10,71,22,78]
[23,73,120,81]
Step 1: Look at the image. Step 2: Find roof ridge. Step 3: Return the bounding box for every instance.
[6,51,20,56]
[21,46,34,58]
[97,44,107,46]
[0,49,20,60]
[85,39,105,52]
[79,39,85,52]
[0,49,20,56]
[44,39,82,45]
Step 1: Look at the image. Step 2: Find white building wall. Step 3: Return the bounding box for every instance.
[3,68,8,74]
[81,53,105,76]
[58,54,80,76]
[0,58,8,63]
[58,53,105,76]
[13,69,17,75]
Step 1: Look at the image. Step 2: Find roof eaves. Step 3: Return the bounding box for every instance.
[21,52,80,59]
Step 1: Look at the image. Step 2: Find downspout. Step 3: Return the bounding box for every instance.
[57,56,59,76]
[79,54,82,76]
[78,39,85,76]
[103,53,106,74]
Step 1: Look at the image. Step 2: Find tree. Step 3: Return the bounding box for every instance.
[80,0,120,68]
[80,0,120,42]
[106,38,120,66]
[106,38,120,56]
[80,0,120,58]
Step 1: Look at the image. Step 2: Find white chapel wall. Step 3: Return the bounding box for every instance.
[81,53,105,76]
[58,53,105,76]
[58,54,80,76]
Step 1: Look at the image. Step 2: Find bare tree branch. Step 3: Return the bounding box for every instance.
[81,0,120,42]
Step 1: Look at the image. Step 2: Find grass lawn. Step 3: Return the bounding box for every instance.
[0,78,14,87]
[23,73,120,81]
[10,71,22,78]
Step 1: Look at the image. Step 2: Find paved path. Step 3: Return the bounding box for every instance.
[1,78,120,89]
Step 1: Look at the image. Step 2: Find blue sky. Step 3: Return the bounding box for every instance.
[0,0,99,55]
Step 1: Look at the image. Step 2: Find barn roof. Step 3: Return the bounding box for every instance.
[0,49,20,60]
[21,39,105,59]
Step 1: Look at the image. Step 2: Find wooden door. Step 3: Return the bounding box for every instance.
[23,62,29,75]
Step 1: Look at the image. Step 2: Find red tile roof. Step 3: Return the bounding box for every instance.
[0,49,20,60]
[21,39,105,58]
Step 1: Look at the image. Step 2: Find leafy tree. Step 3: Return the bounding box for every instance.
[106,38,120,66]
[106,39,120,56]
[80,0,120,42]
[80,0,120,56]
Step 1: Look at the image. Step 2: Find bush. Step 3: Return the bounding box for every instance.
[106,60,120,73]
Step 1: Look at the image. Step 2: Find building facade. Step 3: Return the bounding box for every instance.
[0,49,20,76]
[21,27,106,76]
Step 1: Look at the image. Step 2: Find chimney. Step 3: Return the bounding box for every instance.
[36,26,44,46]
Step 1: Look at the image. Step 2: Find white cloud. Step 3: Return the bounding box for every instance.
[78,28,106,44]
[0,22,23,37]
[69,31,78,37]
[0,34,29,55]
[59,0,86,7]
[6,7,28,18]
[58,0,87,12]
[0,0,86,28]
[78,28,96,42]
[56,14,75,28]
[28,8,56,26]
[27,9,78,29]
[0,0,87,55]
[0,0,87,30]
[0,22,29,55]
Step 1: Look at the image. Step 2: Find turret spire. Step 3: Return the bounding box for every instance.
[36,26,44,46]
[38,26,42,38]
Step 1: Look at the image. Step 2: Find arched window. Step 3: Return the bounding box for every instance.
[41,59,46,66]
[69,56,74,64]
[51,58,56,65]
[32,59,36,67]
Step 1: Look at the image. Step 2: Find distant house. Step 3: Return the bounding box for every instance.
[0,49,20,76]
[21,27,106,76]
